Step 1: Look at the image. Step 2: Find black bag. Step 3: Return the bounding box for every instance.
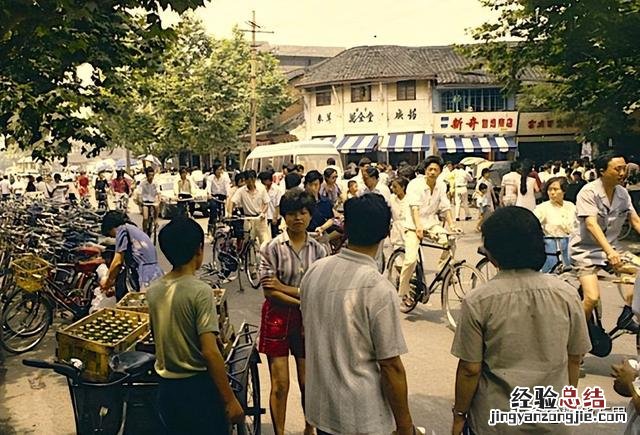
[115,225,140,301]
[587,320,612,357]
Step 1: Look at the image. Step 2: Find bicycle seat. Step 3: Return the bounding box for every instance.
[109,351,155,376]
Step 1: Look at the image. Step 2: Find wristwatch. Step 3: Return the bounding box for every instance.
[452,406,468,418]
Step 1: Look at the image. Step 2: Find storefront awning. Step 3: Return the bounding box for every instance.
[335,135,379,154]
[380,133,431,152]
[435,136,517,154]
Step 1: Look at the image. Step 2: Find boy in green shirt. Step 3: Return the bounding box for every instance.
[147,217,243,434]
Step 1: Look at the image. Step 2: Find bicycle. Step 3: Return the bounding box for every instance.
[114,192,129,212]
[176,194,194,218]
[385,234,485,330]
[96,191,109,211]
[207,216,263,290]
[141,202,157,245]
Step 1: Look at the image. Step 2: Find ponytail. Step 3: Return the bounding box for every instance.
[520,173,528,195]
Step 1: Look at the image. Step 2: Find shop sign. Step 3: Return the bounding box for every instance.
[434,112,517,135]
[518,112,578,135]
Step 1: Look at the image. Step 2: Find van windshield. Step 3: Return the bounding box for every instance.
[296,155,342,173]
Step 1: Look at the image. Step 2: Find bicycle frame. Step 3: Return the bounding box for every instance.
[415,242,455,303]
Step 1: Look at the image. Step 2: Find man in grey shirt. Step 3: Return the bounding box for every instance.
[301,194,416,435]
[452,207,591,434]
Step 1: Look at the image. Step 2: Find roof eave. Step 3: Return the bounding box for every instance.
[296,75,437,89]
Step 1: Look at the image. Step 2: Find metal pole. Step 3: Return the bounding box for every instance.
[250,10,257,151]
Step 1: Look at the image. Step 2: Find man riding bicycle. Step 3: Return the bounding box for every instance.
[398,156,461,304]
[570,152,640,329]
[111,169,131,210]
[136,166,160,236]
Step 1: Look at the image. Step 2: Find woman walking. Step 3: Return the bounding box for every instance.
[516,160,540,211]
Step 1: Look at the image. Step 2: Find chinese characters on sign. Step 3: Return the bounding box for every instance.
[394,108,418,120]
[316,112,332,124]
[488,385,623,427]
[527,118,572,129]
[348,108,374,123]
[444,115,514,131]
[517,112,578,135]
[434,112,518,135]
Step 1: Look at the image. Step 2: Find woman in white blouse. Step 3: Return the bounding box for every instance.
[534,177,577,272]
[516,160,540,211]
[389,176,409,249]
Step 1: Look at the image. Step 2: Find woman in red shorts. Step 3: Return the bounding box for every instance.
[258,189,327,435]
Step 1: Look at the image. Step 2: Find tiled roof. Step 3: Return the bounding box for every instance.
[256,42,344,58]
[296,45,547,88]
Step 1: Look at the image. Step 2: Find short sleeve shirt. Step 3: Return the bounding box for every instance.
[301,249,408,435]
[147,275,219,378]
[570,179,636,266]
[534,200,577,238]
[501,171,520,200]
[451,270,591,434]
[231,185,269,216]
[404,177,451,230]
[138,179,159,203]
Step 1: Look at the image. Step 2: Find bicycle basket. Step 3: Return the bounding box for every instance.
[11,254,51,293]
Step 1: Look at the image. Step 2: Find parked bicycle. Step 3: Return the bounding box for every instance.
[114,192,129,213]
[385,234,485,330]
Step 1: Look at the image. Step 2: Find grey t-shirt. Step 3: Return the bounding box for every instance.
[451,269,591,434]
[300,249,408,435]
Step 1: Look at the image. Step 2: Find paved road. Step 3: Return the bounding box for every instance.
[0,210,638,434]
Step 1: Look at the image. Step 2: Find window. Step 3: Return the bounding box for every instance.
[396,80,416,100]
[440,88,507,112]
[315,86,331,106]
[351,83,371,102]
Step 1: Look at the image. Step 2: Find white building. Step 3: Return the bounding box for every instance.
[295,45,579,166]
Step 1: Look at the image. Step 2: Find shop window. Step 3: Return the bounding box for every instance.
[315,86,331,106]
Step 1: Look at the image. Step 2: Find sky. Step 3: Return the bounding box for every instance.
[160,0,499,48]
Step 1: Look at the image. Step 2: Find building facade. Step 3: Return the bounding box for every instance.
[295,45,580,166]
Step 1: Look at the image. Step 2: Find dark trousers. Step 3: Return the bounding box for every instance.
[208,195,227,230]
[268,218,281,238]
[157,372,229,435]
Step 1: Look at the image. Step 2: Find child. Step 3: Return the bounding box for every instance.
[475,183,490,232]
[147,217,244,433]
[346,179,359,199]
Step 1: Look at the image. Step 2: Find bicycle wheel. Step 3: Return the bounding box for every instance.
[211,235,227,272]
[385,249,419,314]
[619,220,633,241]
[442,263,484,330]
[244,242,260,289]
[473,257,497,288]
[235,351,261,435]
[1,288,52,354]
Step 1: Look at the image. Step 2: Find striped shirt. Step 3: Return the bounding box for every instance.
[259,231,327,287]
[300,249,408,435]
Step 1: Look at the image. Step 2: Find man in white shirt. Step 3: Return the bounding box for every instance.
[0,175,12,200]
[538,163,554,185]
[258,170,283,238]
[229,170,272,248]
[206,163,231,232]
[352,157,371,190]
[500,161,521,207]
[399,156,459,301]
[136,166,160,235]
[359,166,391,204]
[451,164,472,220]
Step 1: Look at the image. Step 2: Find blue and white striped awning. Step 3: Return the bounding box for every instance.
[380,133,431,152]
[435,136,517,154]
[335,135,379,154]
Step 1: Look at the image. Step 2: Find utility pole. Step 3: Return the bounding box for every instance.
[241,10,273,152]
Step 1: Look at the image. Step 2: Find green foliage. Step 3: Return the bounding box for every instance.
[470,0,640,143]
[0,0,204,160]
[103,17,291,159]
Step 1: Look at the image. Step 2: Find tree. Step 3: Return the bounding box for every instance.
[103,16,291,160]
[469,0,640,144]
[0,0,205,161]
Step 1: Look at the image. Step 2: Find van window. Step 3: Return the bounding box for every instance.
[296,155,342,173]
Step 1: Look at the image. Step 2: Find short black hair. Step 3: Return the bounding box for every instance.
[212,163,222,173]
[510,161,520,172]
[398,165,416,180]
[478,183,488,191]
[423,155,444,171]
[295,164,305,173]
[145,166,155,175]
[280,190,316,216]
[481,168,491,177]
[234,172,245,185]
[36,176,43,182]
[344,194,391,246]
[481,206,545,271]
[285,172,303,190]
[391,176,409,192]
[53,173,61,181]
[347,179,357,187]
[358,157,372,167]
[257,171,273,183]
[364,167,379,179]
[594,151,625,177]
[101,210,130,236]
[544,176,567,194]
[159,217,204,268]
[244,170,257,180]
[326,157,336,165]
[323,167,337,181]
[304,170,323,186]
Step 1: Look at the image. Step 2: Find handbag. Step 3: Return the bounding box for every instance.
[115,225,140,301]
